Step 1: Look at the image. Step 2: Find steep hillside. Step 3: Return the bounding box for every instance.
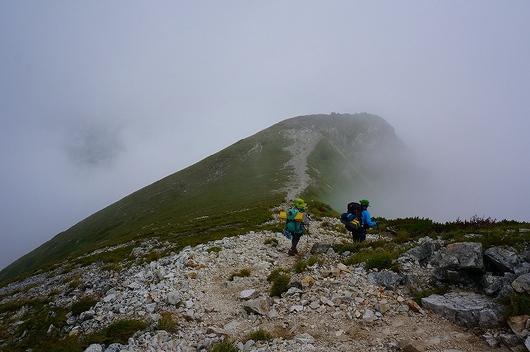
[0,113,413,284]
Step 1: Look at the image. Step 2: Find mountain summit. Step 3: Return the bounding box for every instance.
[0,113,415,284]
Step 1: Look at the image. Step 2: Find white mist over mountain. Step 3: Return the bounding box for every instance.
[1,2,529,270]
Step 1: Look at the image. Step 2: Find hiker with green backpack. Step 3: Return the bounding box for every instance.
[281,198,310,256]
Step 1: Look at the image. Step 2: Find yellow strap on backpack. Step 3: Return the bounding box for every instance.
[279,211,305,222]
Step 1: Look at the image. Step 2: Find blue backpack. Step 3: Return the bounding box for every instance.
[341,202,364,232]
[285,208,303,235]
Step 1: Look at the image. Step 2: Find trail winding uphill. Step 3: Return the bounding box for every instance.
[282,128,322,203]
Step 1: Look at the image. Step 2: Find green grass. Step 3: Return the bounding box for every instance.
[267,268,288,283]
[245,328,273,342]
[156,312,179,333]
[499,293,530,319]
[86,319,148,346]
[333,242,364,254]
[337,238,404,271]
[71,296,99,316]
[228,268,251,281]
[380,216,530,249]
[412,285,450,306]
[293,255,325,273]
[267,268,291,297]
[210,339,238,352]
[74,244,137,267]
[264,238,278,246]
[270,275,290,297]
[207,246,223,253]
[0,298,71,351]
[0,295,146,352]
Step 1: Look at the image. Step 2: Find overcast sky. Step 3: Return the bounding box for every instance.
[1,1,529,270]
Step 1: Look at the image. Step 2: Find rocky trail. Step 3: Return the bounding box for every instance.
[2,216,523,352]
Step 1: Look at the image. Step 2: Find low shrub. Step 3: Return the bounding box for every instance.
[245,328,273,342]
[269,274,290,297]
[210,339,238,352]
[228,268,251,281]
[263,238,278,246]
[294,255,324,273]
[411,285,450,306]
[365,252,394,270]
[207,246,222,253]
[500,293,530,318]
[267,268,288,283]
[345,249,398,271]
[267,267,291,297]
[293,259,307,273]
[333,242,363,254]
[156,312,178,333]
[87,319,147,346]
[71,296,99,316]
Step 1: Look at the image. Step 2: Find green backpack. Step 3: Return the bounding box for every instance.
[285,208,303,235]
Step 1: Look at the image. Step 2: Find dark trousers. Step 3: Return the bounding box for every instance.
[291,232,303,249]
[352,229,366,242]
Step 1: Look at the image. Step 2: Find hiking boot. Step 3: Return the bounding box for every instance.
[288,249,296,256]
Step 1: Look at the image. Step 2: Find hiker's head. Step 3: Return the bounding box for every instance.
[360,199,370,208]
[294,198,307,209]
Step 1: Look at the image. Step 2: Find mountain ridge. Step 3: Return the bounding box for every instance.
[0,113,412,284]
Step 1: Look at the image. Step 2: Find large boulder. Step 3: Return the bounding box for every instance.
[481,272,516,297]
[421,291,504,328]
[310,243,333,254]
[368,271,403,290]
[404,237,440,262]
[484,247,520,273]
[430,242,485,283]
[243,296,271,316]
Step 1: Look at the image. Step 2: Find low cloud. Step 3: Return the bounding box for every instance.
[65,123,124,169]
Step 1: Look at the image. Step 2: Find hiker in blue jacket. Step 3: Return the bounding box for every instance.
[359,199,377,241]
[288,198,308,256]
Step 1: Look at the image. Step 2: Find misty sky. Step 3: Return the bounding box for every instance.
[1,1,529,270]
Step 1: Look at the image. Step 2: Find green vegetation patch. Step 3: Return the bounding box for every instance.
[344,247,400,271]
[382,216,530,249]
[293,255,325,273]
[412,285,450,306]
[71,296,99,316]
[207,246,223,253]
[0,298,71,352]
[500,293,530,319]
[333,242,364,254]
[267,268,291,297]
[74,244,137,267]
[156,312,179,333]
[228,268,251,281]
[245,328,273,342]
[210,339,238,352]
[263,238,278,246]
[87,319,148,346]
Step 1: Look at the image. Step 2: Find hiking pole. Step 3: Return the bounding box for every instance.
[305,213,311,248]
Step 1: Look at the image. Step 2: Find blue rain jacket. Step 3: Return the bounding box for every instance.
[361,209,377,227]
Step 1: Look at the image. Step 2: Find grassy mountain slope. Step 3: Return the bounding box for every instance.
[0,113,411,284]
